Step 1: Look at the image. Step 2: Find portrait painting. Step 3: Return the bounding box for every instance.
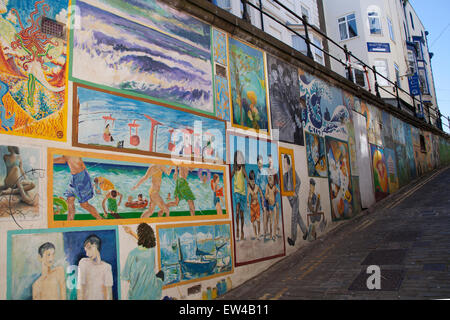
[7,226,120,300]
[279,147,296,197]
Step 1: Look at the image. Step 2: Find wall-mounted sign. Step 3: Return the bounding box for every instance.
[367,42,391,53]
[408,73,421,96]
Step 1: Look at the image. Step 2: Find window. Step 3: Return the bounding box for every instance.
[374,59,389,86]
[410,12,415,30]
[368,9,382,35]
[347,68,366,87]
[338,13,358,40]
[387,17,395,41]
[301,5,310,21]
[414,41,423,60]
[407,49,417,75]
[292,34,307,55]
[418,68,430,95]
[394,63,401,88]
[313,36,324,65]
[213,0,232,12]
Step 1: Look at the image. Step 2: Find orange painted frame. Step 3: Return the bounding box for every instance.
[47,147,229,228]
[278,147,296,197]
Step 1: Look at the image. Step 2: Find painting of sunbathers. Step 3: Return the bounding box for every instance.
[7,226,120,300]
[325,136,354,221]
[157,222,233,288]
[0,143,42,221]
[229,37,270,135]
[48,148,229,228]
[70,0,214,114]
[74,84,226,163]
[227,133,285,266]
[0,0,68,141]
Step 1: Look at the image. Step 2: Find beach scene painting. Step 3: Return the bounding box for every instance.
[157,222,233,288]
[7,226,120,300]
[75,84,226,163]
[0,0,68,140]
[227,133,285,266]
[70,0,214,114]
[48,148,229,228]
[0,143,42,220]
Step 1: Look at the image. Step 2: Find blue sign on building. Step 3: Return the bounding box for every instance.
[408,73,421,96]
[367,42,391,53]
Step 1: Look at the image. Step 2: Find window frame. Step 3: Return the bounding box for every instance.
[374,59,389,86]
[368,9,382,35]
[338,13,358,41]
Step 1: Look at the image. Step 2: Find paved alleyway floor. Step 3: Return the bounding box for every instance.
[220,166,450,300]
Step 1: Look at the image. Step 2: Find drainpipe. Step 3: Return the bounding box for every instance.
[259,0,264,31]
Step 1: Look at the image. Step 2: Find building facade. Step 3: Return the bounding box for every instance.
[212,0,330,67]
[323,0,440,127]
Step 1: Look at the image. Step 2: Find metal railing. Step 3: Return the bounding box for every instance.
[213,0,449,133]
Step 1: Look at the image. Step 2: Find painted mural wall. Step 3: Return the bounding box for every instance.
[0,0,449,301]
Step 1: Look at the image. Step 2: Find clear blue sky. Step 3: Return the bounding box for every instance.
[410,0,450,133]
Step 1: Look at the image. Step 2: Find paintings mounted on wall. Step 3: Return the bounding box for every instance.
[384,147,399,193]
[228,37,270,135]
[73,83,226,164]
[156,221,233,288]
[0,143,43,221]
[278,147,296,197]
[213,28,231,122]
[7,226,120,300]
[70,0,214,115]
[47,148,229,228]
[325,136,354,221]
[0,0,68,141]
[267,55,304,145]
[227,132,285,266]
[299,68,351,140]
[370,144,389,201]
[305,131,328,178]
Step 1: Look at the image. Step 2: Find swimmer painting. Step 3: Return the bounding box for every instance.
[0,144,41,220]
[48,148,228,227]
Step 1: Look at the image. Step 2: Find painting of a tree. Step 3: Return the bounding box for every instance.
[229,38,269,133]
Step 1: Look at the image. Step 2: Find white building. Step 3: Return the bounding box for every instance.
[323,0,440,127]
[212,0,329,67]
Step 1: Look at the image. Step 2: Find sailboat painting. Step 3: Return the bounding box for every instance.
[74,84,226,163]
[157,222,233,288]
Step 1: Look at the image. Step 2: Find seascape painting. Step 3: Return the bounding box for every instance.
[70,0,214,114]
[157,222,233,287]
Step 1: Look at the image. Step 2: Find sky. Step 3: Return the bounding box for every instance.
[410,0,450,133]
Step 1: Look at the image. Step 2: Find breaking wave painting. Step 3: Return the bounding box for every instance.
[71,0,214,113]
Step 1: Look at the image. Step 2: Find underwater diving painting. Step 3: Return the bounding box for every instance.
[228,37,269,134]
[47,148,229,228]
[74,84,226,163]
[0,0,68,141]
[70,0,214,114]
[157,222,233,288]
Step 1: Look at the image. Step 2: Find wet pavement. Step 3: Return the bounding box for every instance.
[220,166,450,300]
